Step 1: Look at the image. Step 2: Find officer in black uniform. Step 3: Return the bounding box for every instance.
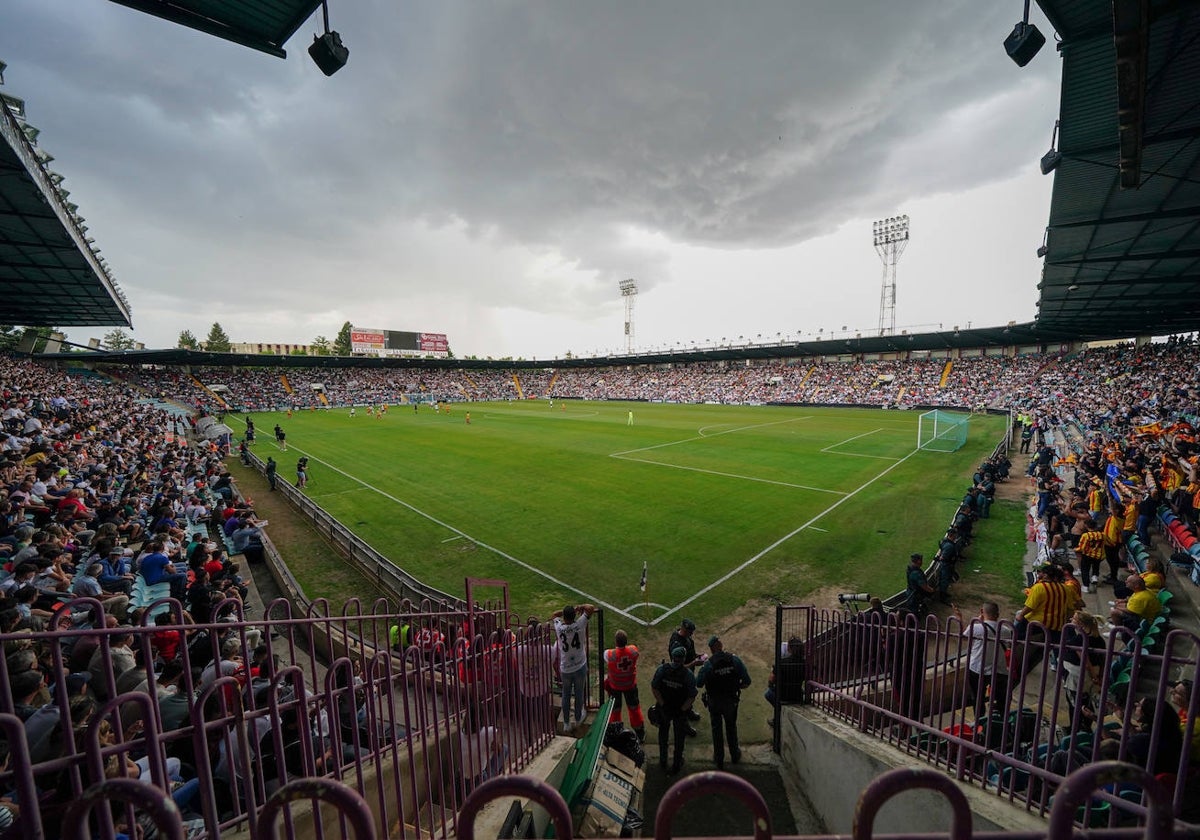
[695,635,751,770]
[667,618,701,735]
[651,646,697,775]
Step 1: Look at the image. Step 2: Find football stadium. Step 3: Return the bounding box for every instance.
[1,2,1200,840]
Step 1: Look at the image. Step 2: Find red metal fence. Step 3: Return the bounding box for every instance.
[783,605,1200,827]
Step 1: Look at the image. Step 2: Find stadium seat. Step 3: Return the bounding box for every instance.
[130,577,172,618]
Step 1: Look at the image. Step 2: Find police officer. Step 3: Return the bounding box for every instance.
[667,618,701,735]
[651,646,697,775]
[696,635,751,770]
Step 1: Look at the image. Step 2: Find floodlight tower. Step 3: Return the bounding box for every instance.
[873,215,910,337]
[619,279,638,353]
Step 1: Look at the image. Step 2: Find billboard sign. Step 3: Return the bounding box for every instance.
[351,327,450,358]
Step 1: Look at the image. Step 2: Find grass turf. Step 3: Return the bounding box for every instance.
[239,401,1009,628]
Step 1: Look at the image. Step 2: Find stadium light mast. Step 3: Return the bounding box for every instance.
[873,215,909,337]
[619,278,638,353]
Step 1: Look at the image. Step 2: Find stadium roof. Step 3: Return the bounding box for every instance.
[1033,0,1200,340]
[40,322,1064,370]
[107,0,324,58]
[0,90,131,327]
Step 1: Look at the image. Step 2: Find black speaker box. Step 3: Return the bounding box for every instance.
[1004,22,1045,67]
[309,31,349,76]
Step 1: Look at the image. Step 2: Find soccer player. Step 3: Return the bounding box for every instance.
[349,406,356,418]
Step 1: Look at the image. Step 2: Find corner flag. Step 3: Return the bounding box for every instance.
[639,561,647,593]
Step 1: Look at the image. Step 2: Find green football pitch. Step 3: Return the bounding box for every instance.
[247,402,1008,628]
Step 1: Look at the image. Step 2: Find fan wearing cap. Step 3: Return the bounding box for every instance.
[667,618,703,733]
[651,645,697,775]
[696,635,751,770]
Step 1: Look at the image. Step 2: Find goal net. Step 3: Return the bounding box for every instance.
[917,409,969,452]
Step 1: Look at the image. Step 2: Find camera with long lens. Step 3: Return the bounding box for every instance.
[837,592,871,604]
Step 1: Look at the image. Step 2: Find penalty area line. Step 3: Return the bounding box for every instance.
[611,416,811,458]
[279,444,641,623]
[650,446,921,626]
[820,428,903,460]
[612,455,846,496]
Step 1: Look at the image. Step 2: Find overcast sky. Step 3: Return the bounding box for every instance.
[3,1,1063,359]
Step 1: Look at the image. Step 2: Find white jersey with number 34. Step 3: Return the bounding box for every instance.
[553,615,589,674]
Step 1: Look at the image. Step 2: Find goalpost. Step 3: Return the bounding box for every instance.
[917,409,970,452]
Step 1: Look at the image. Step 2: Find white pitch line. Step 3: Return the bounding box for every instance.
[307,487,368,500]
[441,535,464,543]
[823,451,903,461]
[650,446,921,626]
[610,416,811,458]
[808,526,828,533]
[821,428,884,452]
[621,601,670,612]
[613,455,846,495]
[280,445,639,622]
[820,428,904,461]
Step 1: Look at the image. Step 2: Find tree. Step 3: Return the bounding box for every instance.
[290,347,308,356]
[177,330,201,350]
[332,321,353,356]
[311,335,331,356]
[0,326,22,352]
[0,326,61,354]
[102,328,136,351]
[205,323,232,352]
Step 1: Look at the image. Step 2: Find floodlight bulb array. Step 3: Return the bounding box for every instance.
[872,215,910,246]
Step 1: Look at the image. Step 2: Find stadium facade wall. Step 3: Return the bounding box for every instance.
[781,706,1049,834]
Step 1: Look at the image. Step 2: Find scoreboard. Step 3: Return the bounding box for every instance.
[350,328,449,358]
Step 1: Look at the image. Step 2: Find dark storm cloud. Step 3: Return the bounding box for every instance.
[2,0,1058,324]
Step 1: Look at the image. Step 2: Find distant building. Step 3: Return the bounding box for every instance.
[229,342,314,356]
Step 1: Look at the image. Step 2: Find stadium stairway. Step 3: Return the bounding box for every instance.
[546,369,560,396]
[939,360,953,388]
[280,373,294,394]
[511,372,524,399]
[190,374,229,409]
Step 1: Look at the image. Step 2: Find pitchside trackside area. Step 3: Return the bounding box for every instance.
[245,402,1007,627]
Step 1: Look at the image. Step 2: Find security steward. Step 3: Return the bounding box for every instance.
[667,618,702,735]
[695,635,751,770]
[651,646,697,775]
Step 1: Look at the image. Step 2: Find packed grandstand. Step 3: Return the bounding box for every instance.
[0,337,1198,837]
[109,338,1200,417]
[3,0,1200,835]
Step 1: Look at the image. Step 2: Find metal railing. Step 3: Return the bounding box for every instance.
[44,760,1200,840]
[792,607,1200,825]
[0,598,558,840]
[242,448,462,609]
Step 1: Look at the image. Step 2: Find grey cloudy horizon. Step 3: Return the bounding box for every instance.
[3,1,1062,358]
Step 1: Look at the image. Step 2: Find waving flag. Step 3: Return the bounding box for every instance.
[639,561,647,593]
